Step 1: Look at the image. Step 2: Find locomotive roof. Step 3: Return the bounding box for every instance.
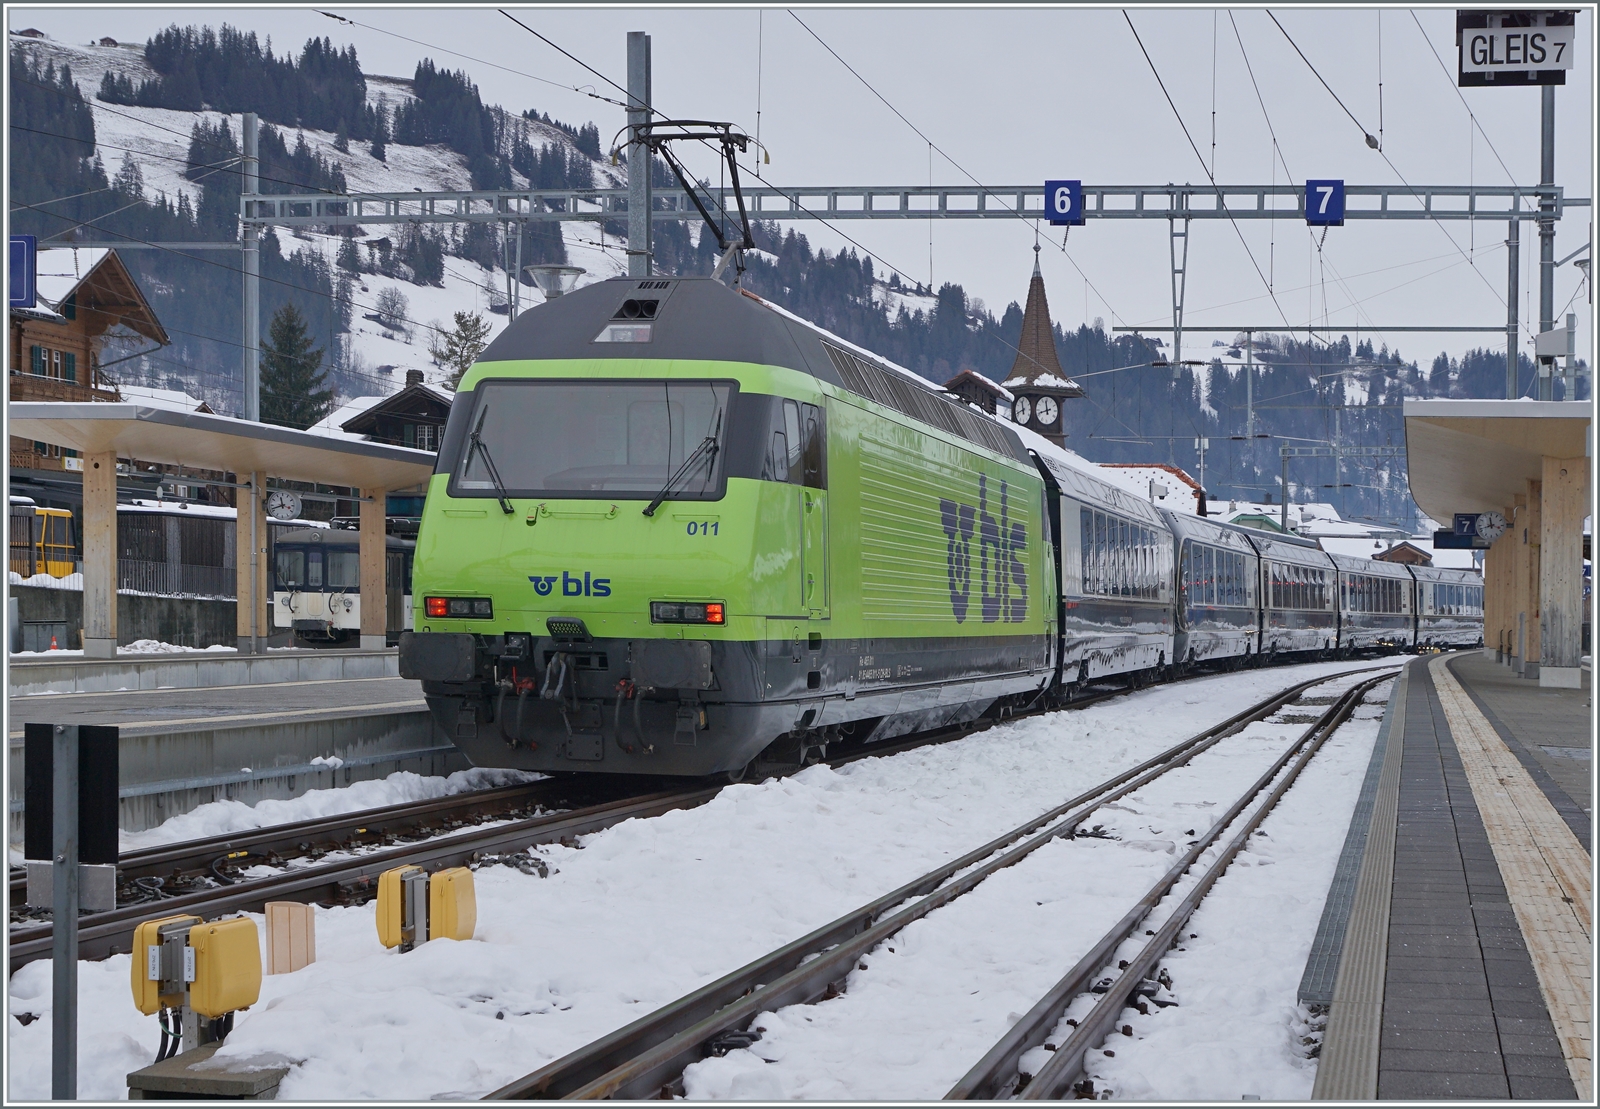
[473,276,1030,463]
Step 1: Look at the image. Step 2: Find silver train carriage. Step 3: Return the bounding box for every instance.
[1411,564,1486,649]
[1161,510,1261,672]
[1329,552,1417,652]
[1036,452,1175,688]
[1249,532,1338,658]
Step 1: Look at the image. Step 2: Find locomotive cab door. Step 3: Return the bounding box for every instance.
[799,402,829,620]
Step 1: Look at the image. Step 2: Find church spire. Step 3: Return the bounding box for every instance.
[1004,247,1070,388]
[1002,249,1083,447]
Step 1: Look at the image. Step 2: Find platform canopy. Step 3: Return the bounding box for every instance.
[1402,399,1591,522]
[8,402,437,490]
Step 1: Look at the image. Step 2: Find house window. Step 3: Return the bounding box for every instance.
[30,345,44,375]
[62,352,76,383]
[418,424,437,451]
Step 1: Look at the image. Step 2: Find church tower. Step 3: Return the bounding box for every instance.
[1002,246,1083,446]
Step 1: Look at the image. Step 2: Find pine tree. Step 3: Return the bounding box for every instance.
[428,311,493,389]
[370,96,388,162]
[259,302,333,428]
[333,118,349,153]
[113,151,144,201]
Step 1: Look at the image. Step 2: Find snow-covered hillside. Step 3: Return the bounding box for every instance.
[10,30,635,400]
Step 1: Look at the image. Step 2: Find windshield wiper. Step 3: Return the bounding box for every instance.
[465,405,515,515]
[642,409,723,518]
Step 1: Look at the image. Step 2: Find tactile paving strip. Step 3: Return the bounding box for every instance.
[1430,656,1593,1097]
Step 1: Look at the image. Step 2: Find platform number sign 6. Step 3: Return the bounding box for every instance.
[1045,180,1085,227]
[1304,180,1345,227]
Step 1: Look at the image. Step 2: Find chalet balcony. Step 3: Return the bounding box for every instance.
[9,371,120,404]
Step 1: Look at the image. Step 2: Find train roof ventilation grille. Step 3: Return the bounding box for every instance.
[823,342,1020,458]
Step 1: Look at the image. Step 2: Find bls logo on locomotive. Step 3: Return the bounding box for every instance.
[529,572,612,598]
[939,474,1027,624]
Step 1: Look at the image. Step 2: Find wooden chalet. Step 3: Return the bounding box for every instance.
[338,369,452,450]
[9,247,169,472]
[1373,541,1435,567]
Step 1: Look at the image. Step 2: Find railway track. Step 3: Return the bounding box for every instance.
[8,779,588,911]
[483,665,1397,1100]
[5,676,1137,975]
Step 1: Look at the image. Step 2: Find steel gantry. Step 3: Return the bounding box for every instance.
[232,179,1588,412]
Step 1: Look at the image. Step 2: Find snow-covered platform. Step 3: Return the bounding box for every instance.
[1310,653,1590,1100]
[8,669,460,834]
[8,645,398,696]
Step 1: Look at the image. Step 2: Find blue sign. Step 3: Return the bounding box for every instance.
[1045,180,1085,227]
[1305,180,1345,226]
[9,235,37,309]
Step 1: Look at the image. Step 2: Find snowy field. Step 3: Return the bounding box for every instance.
[7,659,1395,1101]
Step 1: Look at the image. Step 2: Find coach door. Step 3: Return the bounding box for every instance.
[799,403,830,619]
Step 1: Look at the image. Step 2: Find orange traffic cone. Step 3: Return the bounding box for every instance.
[48,635,58,650]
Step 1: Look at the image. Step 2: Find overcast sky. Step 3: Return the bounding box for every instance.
[12,5,1594,366]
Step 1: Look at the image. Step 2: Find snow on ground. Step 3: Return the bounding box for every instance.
[9,638,235,656]
[6,659,1398,1101]
[678,669,1394,1100]
[118,766,545,852]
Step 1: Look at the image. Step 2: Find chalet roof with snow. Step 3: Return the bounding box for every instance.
[328,374,453,450]
[26,247,169,345]
[1001,252,1084,398]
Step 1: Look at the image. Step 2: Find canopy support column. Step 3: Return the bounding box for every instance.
[1538,457,1587,687]
[81,451,117,658]
[1522,480,1543,678]
[360,488,388,651]
[235,471,268,654]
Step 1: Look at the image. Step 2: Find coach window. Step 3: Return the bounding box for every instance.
[1094,512,1108,594]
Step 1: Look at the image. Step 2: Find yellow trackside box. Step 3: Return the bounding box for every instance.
[429,867,476,942]
[187,917,262,1019]
[376,865,423,949]
[130,915,202,1016]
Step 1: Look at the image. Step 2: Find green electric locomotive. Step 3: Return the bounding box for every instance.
[400,277,1055,778]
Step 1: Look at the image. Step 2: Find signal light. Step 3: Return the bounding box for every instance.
[425,597,492,619]
[650,601,725,625]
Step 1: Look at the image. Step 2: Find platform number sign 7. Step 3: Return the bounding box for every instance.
[1304,180,1345,227]
[1045,180,1085,227]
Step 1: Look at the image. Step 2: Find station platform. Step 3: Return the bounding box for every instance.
[1308,651,1591,1100]
[7,657,463,834]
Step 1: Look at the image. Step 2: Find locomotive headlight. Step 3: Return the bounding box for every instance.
[651,601,725,625]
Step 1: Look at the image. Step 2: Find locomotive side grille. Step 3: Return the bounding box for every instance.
[823,342,1019,459]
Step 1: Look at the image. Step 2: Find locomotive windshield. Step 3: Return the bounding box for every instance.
[453,380,732,499]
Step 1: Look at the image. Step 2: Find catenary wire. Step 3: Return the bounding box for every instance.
[1123,10,1305,342]
[786,9,1127,325]
[1266,9,1530,339]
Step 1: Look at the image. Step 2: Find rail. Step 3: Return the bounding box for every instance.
[951,672,1391,1100]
